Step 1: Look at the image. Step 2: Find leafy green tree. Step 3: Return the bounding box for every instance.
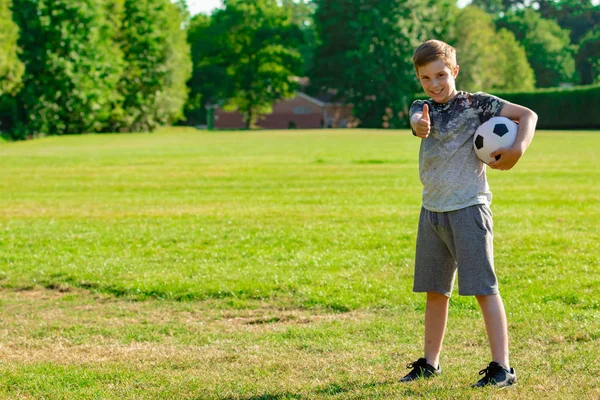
[207,0,304,129]
[12,0,123,136]
[454,6,501,91]
[154,1,192,126]
[470,0,505,15]
[311,0,458,128]
[497,8,576,87]
[493,28,536,90]
[472,0,599,44]
[101,0,127,129]
[0,0,24,97]
[281,0,316,76]
[472,0,595,16]
[454,7,534,92]
[577,27,600,84]
[110,0,169,132]
[186,13,232,125]
[544,1,600,44]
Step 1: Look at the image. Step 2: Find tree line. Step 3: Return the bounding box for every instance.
[1,0,599,137]
[1,0,192,139]
[189,0,599,129]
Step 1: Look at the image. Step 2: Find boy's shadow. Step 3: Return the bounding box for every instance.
[219,380,394,399]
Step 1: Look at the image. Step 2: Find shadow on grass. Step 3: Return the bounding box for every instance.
[315,380,393,395]
[219,380,394,400]
[219,394,303,400]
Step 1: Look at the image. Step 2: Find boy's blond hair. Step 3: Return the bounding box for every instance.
[412,40,457,74]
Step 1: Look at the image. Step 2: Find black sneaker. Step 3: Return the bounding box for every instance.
[472,362,517,388]
[399,358,441,382]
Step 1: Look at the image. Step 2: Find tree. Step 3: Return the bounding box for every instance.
[109,0,170,132]
[542,1,600,44]
[12,0,124,136]
[493,28,536,90]
[470,0,505,15]
[108,0,191,132]
[454,6,502,91]
[577,27,600,85]
[186,13,232,125]
[281,0,317,76]
[454,7,534,92]
[472,0,596,16]
[0,0,24,98]
[497,8,576,87]
[472,0,600,44]
[154,1,192,126]
[311,0,458,128]
[207,0,304,129]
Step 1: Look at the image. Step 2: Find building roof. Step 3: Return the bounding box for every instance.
[296,92,326,107]
[294,76,347,105]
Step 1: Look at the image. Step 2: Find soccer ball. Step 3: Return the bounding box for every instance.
[473,116,518,164]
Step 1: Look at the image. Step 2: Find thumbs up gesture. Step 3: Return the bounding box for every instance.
[412,103,431,138]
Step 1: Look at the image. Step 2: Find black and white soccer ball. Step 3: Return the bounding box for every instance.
[473,117,518,164]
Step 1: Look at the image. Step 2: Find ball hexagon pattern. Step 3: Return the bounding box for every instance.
[473,117,518,164]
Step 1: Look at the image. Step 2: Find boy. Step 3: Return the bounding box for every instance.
[399,40,537,387]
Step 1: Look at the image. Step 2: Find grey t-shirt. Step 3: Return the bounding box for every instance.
[409,91,506,212]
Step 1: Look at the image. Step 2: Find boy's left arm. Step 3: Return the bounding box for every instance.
[489,102,538,171]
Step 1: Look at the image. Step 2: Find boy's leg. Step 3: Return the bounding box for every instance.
[401,207,455,382]
[399,291,447,382]
[424,291,450,368]
[475,293,509,369]
[414,208,456,369]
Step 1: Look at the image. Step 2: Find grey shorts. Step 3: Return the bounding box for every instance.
[413,204,499,297]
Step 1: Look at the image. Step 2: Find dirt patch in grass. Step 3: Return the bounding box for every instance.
[0,288,599,399]
[0,287,370,364]
[218,308,367,326]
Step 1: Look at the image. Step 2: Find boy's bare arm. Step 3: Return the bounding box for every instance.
[489,102,538,171]
[411,103,431,138]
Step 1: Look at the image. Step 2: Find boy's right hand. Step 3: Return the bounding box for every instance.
[412,104,431,138]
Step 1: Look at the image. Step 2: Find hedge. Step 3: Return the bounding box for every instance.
[412,84,600,130]
[0,96,15,136]
[491,84,600,129]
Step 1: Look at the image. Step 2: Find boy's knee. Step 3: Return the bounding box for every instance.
[427,292,450,302]
[475,293,502,305]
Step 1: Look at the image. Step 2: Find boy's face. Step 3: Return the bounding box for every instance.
[416,59,459,104]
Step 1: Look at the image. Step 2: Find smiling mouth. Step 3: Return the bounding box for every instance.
[431,89,443,95]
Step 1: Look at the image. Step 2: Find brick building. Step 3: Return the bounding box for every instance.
[213,91,356,129]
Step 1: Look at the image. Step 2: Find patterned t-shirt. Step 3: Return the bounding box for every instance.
[409,91,506,212]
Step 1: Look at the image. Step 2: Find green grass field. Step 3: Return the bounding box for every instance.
[0,128,599,399]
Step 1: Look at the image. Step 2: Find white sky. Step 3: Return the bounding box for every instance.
[187,0,223,15]
[186,0,598,16]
